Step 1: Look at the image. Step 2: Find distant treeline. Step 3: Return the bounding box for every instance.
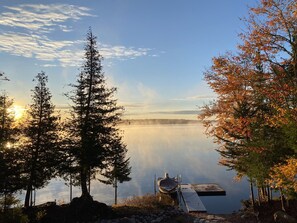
[120,119,201,125]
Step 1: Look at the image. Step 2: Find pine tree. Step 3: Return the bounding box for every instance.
[100,133,131,204]
[23,72,60,207]
[0,94,23,209]
[65,28,125,200]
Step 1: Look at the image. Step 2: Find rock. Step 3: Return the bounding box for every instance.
[117,217,136,223]
[214,216,225,221]
[69,196,113,222]
[151,216,163,223]
[206,214,215,220]
[274,211,297,223]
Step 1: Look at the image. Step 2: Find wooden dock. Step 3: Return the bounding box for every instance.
[178,184,207,213]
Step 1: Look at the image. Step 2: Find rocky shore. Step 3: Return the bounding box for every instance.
[17,195,297,223]
[101,207,231,223]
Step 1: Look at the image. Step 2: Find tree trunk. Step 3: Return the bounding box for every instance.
[279,188,286,212]
[267,186,271,203]
[114,178,118,205]
[250,181,255,208]
[88,168,91,194]
[257,187,261,206]
[24,184,32,208]
[3,192,7,212]
[80,168,90,198]
[70,175,73,202]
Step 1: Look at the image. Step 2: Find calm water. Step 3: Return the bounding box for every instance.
[24,123,250,214]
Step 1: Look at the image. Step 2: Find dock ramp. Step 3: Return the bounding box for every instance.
[178,184,206,213]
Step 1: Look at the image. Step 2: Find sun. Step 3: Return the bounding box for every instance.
[9,105,25,120]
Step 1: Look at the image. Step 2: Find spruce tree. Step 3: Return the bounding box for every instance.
[23,72,60,207]
[0,94,23,209]
[100,132,131,205]
[65,28,126,200]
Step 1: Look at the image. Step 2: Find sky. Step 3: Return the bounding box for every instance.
[0,0,258,120]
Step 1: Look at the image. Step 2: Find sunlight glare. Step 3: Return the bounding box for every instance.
[6,142,12,149]
[9,105,25,120]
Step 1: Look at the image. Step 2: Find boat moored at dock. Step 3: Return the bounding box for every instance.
[157,173,178,194]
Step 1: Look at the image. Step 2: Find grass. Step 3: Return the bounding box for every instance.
[112,193,175,217]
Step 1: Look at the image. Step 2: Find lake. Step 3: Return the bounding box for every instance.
[27,122,250,214]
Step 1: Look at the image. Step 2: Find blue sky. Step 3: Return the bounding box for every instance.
[0,0,258,119]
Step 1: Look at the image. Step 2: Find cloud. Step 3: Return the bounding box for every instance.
[0,32,83,67]
[100,44,150,60]
[0,4,152,66]
[0,4,93,33]
[171,95,216,101]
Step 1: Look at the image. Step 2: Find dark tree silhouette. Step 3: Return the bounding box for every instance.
[64,28,125,200]
[0,94,23,209]
[100,132,131,204]
[23,72,60,207]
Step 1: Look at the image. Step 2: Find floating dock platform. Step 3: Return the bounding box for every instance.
[191,183,226,196]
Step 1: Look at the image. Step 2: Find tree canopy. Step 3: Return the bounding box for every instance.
[200,0,297,199]
[64,28,129,200]
[22,72,61,207]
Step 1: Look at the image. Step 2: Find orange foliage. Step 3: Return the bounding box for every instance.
[269,158,297,193]
[199,0,297,181]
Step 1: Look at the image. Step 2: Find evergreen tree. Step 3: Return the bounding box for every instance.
[0,94,23,209]
[23,72,60,207]
[65,28,125,199]
[100,133,131,204]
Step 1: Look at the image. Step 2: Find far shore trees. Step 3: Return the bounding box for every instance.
[22,72,61,208]
[64,28,129,200]
[199,0,297,206]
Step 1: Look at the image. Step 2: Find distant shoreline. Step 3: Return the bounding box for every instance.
[119,119,202,125]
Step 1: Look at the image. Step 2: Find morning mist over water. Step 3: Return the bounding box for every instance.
[24,121,249,214]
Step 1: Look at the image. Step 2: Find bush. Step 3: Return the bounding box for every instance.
[0,208,29,223]
[118,193,174,209]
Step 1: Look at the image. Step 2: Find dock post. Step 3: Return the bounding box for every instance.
[154,174,157,195]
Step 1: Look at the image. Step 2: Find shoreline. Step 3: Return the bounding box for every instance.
[2,195,296,223]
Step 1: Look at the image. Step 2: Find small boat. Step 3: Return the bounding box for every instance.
[157,173,178,194]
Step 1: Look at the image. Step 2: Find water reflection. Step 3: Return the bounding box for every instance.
[25,123,249,214]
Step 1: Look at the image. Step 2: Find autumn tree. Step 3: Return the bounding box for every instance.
[22,72,61,207]
[100,133,131,204]
[200,53,276,185]
[239,0,297,124]
[200,0,297,200]
[240,0,297,197]
[64,29,125,200]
